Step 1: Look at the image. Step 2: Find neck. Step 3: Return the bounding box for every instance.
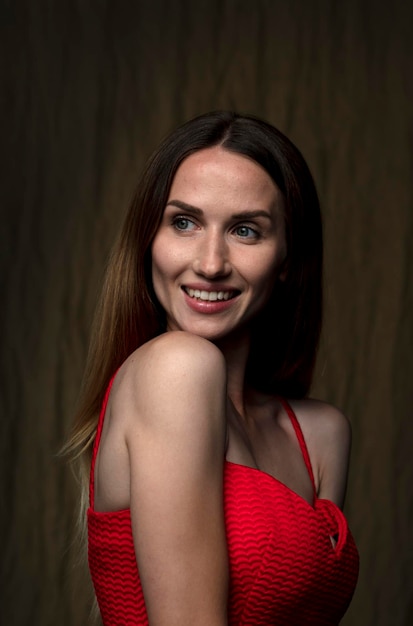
[214,329,253,417]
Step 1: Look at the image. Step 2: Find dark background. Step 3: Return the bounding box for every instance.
[2,1,413,624]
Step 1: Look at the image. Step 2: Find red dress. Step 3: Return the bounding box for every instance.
[88,379,359,625]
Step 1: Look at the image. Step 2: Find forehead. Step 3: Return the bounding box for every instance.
[169,146,283,208]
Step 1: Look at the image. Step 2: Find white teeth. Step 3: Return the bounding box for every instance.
[186,288,233,301]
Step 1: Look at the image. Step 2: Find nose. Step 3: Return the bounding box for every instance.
[193,230,231,278]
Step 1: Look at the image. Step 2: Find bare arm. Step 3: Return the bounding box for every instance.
[317,404,352,508]
[118,332,229,626]
[296,400,353,509]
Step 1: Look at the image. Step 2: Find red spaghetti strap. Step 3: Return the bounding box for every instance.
[278,398,317,496]
[89,373,118,508]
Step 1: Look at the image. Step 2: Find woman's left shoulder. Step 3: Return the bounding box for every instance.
[290,397,351,444]
[287,398,352,507]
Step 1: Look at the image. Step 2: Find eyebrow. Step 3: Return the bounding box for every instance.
[166,199,273,221]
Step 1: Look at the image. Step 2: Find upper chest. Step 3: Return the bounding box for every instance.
[225,399,317,505]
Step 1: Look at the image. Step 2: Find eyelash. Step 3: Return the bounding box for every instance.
[171,215,261,240]
[234,225,260,239]
[171,216,197,231]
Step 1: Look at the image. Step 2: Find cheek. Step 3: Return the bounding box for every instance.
[150,238,168,295]
[251,250,284,286]
[151,234,184,299]
[246,254,284,309]
[151,233,171,275]
[254,273,277,306]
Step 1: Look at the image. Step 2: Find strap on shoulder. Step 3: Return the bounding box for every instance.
[89,373,118,509]
[278,397,317,496]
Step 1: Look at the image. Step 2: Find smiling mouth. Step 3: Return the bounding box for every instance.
[183,287,237,302]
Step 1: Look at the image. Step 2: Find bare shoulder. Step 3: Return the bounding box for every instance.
[124,331,225,381]
[96,334,227,512]
[110,331,227,431]
[288,398,352,508]
[289,398,351,446]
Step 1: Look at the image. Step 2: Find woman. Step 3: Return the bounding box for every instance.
[65,111,359,625]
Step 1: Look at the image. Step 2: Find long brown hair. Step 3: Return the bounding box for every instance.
[63,110,323,515]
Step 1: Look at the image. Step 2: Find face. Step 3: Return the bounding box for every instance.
[151,146,287,342]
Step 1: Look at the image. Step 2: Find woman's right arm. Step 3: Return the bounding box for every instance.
[116,331,229,626]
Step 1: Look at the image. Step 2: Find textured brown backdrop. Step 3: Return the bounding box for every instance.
[2,1,412,624]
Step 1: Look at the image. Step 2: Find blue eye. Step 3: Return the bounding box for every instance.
[172,216,195,231]
[235,225,259,239]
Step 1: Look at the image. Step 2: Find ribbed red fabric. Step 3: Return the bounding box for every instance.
[88,380,359,625]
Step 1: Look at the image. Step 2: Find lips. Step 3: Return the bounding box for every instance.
[184,287,236,302]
